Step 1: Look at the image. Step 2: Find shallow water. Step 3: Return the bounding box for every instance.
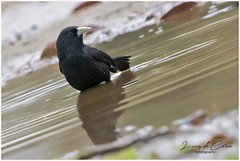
[1,7,238,159]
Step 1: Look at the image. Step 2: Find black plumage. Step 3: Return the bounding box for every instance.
[56,26,131,91]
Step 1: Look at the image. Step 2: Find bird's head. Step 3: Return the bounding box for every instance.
[56,26,91,55]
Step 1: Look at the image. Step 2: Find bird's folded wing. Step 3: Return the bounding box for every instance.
[90,47,117,72]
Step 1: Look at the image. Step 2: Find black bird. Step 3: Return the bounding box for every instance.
[56,26,131,91]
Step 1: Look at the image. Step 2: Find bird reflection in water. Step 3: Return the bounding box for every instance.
[76,70,135,145]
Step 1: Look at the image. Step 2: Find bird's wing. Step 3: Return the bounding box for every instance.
[88,46,117,72]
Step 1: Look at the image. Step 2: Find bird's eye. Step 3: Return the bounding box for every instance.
[68,28,77,37]
[71,29,77,34]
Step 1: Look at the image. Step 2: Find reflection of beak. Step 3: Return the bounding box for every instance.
[76,26,92,37]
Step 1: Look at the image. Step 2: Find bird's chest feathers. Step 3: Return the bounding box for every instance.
[60,50,93,74]
[63,48,87,64]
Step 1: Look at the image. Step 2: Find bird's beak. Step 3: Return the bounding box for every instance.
[76,26,92,37]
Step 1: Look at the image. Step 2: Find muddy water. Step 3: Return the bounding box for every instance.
[2,9,238,159]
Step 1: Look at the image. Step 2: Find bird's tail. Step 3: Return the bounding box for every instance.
[114,56,131,71]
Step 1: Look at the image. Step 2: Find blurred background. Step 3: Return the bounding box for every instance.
[1,1,239,159]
